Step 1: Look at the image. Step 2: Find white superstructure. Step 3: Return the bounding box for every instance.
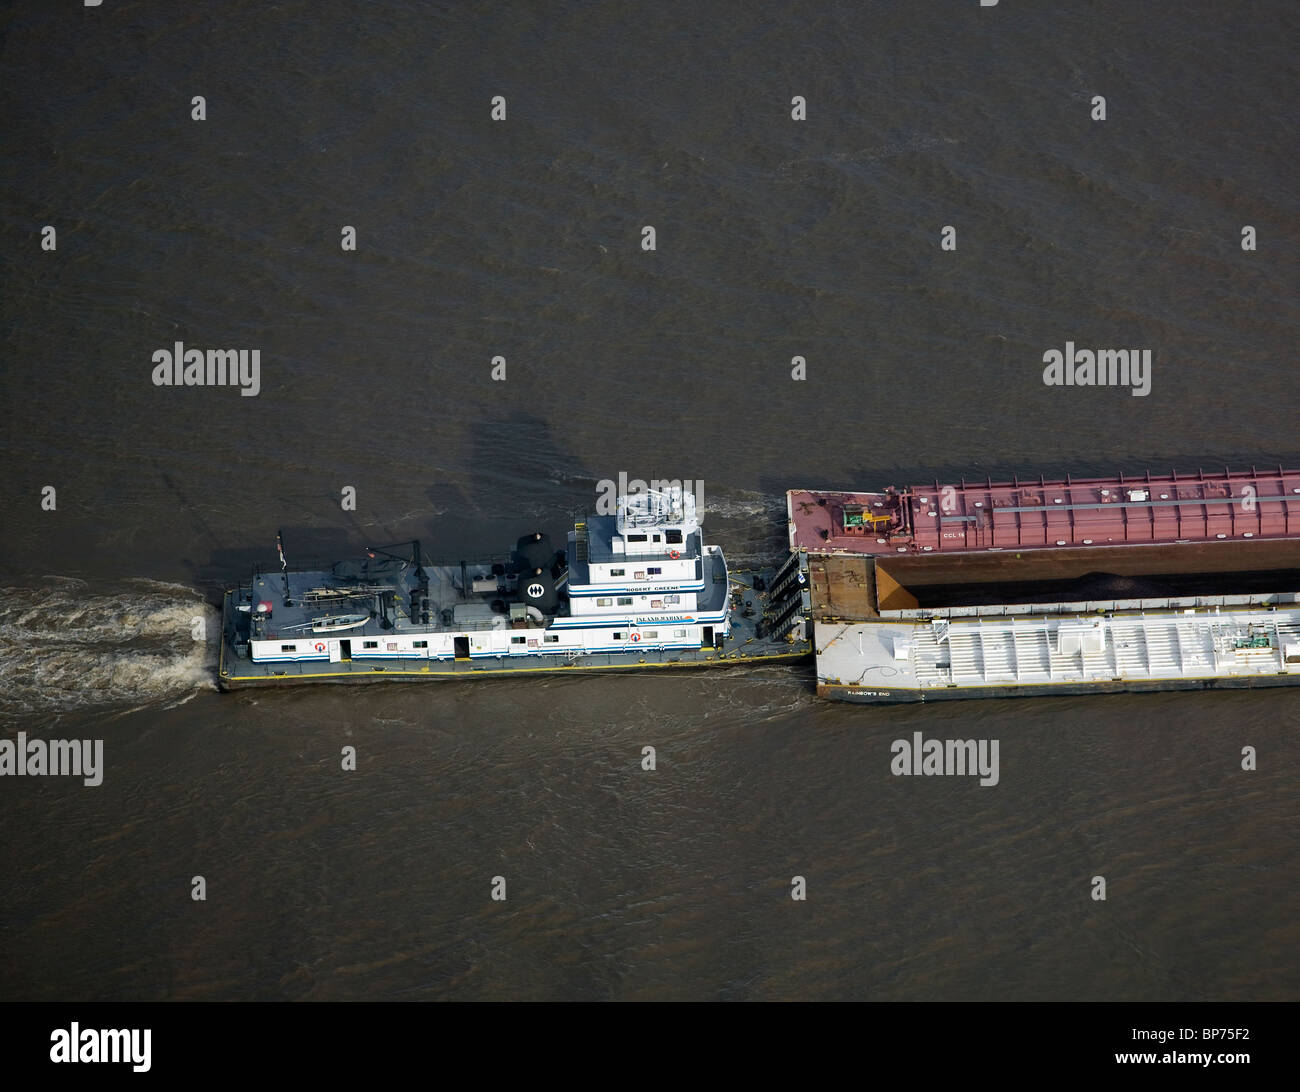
[245,485,731,665]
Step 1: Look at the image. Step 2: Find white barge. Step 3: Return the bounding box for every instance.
[817,598,1300,703]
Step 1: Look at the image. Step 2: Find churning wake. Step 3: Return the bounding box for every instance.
[0,579,219,719]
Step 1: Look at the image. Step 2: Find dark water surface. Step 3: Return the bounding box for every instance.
[1,1,1297,1000]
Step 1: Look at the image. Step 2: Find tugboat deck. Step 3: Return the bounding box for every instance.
[220,567,810,688]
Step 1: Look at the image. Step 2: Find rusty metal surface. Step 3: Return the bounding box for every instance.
[789,468,1300,557]
[807,556,877,619]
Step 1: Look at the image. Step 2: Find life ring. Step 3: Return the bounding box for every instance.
[668,549,680,559]
[630,632,641,643]
[313,641,327,653]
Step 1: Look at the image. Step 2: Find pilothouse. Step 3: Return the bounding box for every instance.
[562,485,729,649]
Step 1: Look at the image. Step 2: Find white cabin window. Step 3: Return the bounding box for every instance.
[613,632,625,640]
[511,636,525,645]
[652,534,661,542]
[610,568,625,577]
[627,534,647,543]
[644,630,659,639]
[544,634,559,643]
[634,571,645,579]
[674,629,688,638]
[281,644,296,652]
[363,641,378,649]
[665,595,680,605]
[597,597,612,607]
[665,530,683,544]
[648,567,661,575]
[413,640,427,648]
[617,597,633,606]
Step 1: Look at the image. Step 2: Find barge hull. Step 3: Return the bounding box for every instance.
[789,467,1300,557]
[820,673,1300,704]
[814,604,1300,706]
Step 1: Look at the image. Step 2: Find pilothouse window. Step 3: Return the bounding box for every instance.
[665,530,683,544]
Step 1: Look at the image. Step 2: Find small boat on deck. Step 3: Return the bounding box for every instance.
[308,613,371,633]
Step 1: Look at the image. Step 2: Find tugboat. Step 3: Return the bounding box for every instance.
[219,484,813,689]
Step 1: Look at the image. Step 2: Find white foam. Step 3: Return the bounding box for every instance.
[0,581,219,717]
